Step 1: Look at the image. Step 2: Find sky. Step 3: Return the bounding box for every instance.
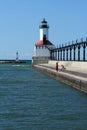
[0,0,87,59]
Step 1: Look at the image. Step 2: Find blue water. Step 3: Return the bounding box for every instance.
[0,60,87,130]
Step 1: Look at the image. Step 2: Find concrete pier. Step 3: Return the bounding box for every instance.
[33,61,87,93]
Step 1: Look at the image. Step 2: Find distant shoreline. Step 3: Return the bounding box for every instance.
[0,60,30,63]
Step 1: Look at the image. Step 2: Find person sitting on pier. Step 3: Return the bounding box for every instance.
[61,64,66,71]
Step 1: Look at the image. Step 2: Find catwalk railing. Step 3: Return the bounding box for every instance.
[50,38,87,61]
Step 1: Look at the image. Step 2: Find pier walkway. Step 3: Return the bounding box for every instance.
[33,62,87,93]
[38,63,87,81]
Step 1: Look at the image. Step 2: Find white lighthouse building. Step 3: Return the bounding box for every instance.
[32,19,55,64]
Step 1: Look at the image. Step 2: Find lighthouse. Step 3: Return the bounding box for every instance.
[39,18,49,40]
[32,19,55,64]
[16,51,19,61]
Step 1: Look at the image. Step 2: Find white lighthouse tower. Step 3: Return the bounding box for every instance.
[32,19,55,65]
[40,18,49,40]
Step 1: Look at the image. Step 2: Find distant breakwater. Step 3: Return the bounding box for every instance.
[0,60,26,63]
[33,65,87,94]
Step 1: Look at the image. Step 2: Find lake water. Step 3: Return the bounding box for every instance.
[0,61,87,130]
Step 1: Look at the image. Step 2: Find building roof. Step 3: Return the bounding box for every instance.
[39,18,49,28]
[35,40,53,46]
[41,18,47,23]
